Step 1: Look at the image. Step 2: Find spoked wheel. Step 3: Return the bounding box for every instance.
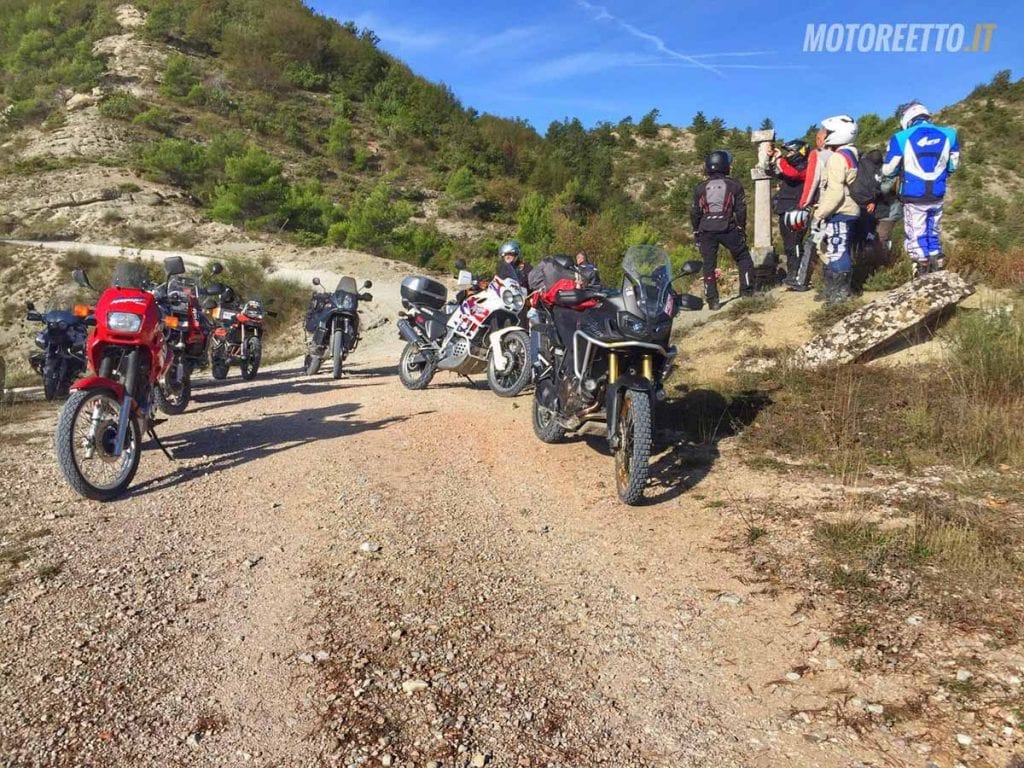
[331,329,345,380]
[241,337,262,381]
[55,389,141,501]
[532,394,565,444]
[154,360,190,415]
[398,341,435,390]
[614,389,653,506]
[487,330,531,397]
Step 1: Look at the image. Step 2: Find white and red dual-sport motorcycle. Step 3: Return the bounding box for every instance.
[397,261,532,397]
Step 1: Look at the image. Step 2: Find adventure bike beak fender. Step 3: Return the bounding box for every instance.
[605,374,656,447]
[488,326,522,372]
[70,376,127,402]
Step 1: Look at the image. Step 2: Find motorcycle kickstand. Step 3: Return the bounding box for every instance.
[148,428,175,461]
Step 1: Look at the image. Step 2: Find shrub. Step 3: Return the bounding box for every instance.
[139,139,208,187]
[210,146,289,228]
[342,183,415,253]
[326,115,353,161]
[161,54,200,98]
[277,180,342,242]
[515,191,554,260]
[132,107,176,134]
[99,91,145,121]
[444,166,477,201]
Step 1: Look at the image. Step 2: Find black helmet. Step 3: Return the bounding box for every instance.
[782,139,808,157]
[552,254,574,271]
[704,150,731,175]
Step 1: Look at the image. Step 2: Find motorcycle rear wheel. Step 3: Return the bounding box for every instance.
[241,337,262,381]
[614,389,653,506]
[331,329,345,380]
[154,362,190,415]
[55,389,141,501]
[398,341,435,390]
[532,395,565,443]
[487,330,531,397]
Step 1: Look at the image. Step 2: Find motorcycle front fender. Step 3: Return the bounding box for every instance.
[71,376,127,402]
[488,325,525,372]
[605,374,656,446]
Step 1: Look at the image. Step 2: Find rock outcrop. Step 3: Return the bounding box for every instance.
[793,271,975,368]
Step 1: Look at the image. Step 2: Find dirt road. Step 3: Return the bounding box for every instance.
[0,341,924,767]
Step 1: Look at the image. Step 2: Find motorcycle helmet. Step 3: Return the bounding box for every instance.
[782,139,808,157]
[704,150,732,175]
[820,115,858,147]
[221,286,235,304]
[552,254,574,271]
[898,101,931,130]
[498,240,522,259]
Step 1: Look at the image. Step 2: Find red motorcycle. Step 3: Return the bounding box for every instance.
[207,289,276,381]
[54,258,224,500]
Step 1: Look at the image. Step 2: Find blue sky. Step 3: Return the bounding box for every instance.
[309,0,1024,141]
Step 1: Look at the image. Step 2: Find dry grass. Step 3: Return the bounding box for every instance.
[807,298,865,335]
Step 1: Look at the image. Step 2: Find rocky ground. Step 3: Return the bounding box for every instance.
[1,333,1022,766]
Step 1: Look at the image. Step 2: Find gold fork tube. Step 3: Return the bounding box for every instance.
[608,352,620,384]
[641,354,654,381]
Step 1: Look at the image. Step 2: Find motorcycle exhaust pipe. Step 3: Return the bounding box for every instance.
[397,319,419,344]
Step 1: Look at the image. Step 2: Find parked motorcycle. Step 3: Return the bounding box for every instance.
[209,290,276,381]
[303,276,373,379]
[396,260,532,397]
[26,301,92,400]
[154,259,224,414]
[530,244,703,505]
[54,258,225,501]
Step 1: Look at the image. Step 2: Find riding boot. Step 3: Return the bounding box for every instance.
[737,263,755,298]
[783,249,799,287]
[787,243,813,292]
[704,275,720,311]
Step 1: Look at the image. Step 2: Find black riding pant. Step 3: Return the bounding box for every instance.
[697,228,753,301]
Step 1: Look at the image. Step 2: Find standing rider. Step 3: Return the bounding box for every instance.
[768,139,811,291]
[690,150,753,311]
[882,102,960,278]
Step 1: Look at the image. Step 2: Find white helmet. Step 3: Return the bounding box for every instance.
[899,102,931,130]
[821,115,858,147]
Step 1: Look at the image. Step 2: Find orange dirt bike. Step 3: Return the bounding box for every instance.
[207,289,276,381]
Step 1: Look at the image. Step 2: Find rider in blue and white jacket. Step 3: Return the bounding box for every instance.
[882,102,960,277]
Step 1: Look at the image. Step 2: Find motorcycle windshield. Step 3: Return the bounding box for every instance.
[168,275,199,298]
[621,244,673,320]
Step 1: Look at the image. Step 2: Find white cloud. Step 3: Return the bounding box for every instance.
[351,12,447,51]
[465,25,547,56]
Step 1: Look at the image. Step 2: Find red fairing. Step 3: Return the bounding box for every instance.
[88,286,168,382]
[540,278,599,310]
[797,150,820,209]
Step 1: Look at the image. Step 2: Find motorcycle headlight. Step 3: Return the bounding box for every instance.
[107,311,143,333]
[340,295,356,311]
[34,332,47,350]
[617,312,648,338]
[501,289,517,310]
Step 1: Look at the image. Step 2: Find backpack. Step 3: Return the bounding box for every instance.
[846,151,881,207]
[699,178,735,233]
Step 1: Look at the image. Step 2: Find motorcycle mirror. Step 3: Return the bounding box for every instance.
[362,279,373,289]
[72,269,93,290]
[453,258,467,271]
[680,260,702,276]
[312,277,321,286]
[26,301,35,311]
[210,262,224,275]
[360,292,373,302]
[221,287,235,304]
[163,255,186,276]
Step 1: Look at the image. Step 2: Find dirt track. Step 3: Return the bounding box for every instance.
[1,340,933,767]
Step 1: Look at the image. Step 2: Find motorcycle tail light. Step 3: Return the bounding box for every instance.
[73,304,90,318]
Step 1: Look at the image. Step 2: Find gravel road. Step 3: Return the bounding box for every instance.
[0,337,925,767]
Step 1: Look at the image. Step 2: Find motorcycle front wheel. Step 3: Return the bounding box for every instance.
[487,330,531,398]
[55,389,141,501]
[398,341,435,390]
[614,389,653,506]
[154,361,190,415]
[331,328,345,380]
[532,395,565,444]
[241,337,262,381]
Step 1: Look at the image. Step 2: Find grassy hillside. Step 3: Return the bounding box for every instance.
[1,1,1021,288]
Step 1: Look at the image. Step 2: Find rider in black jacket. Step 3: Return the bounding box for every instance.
[690,151,753,310]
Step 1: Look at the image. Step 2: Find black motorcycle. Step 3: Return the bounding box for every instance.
[26,301,93,400]
[303,276,373,379]
[531,245,703,505]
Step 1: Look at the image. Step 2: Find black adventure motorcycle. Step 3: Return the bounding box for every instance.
[26,301,93,400]
[531,244,703,505]
[303,276,373,379]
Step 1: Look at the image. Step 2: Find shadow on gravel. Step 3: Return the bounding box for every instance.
[643,388,772,505]
[131,402,426,497]
[190,375,388,414]
[344,363,400,378]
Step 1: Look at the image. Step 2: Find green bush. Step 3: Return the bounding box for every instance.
[341,183,415,253]
[99,91,145,121]
[132,107,176,134]
[515,191,554,260]
[277,180,342,242]
[139,138,209,187]
[210,146,289,228]
[161,54,200,98]
[444,166,477,201]
[325,115,352,161]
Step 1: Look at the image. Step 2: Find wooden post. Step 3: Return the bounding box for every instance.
[750,128,776,269]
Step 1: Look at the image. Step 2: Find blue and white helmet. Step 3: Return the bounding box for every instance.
[499,240,522,259]
[899,102,931,130]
